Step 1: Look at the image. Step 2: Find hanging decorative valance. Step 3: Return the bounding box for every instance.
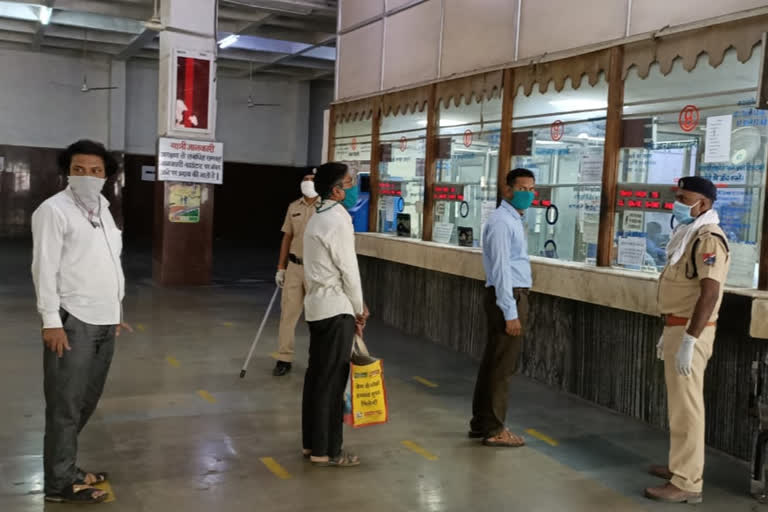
[334,97,377,123]
[380,85,431,117]
[513,49,611,97]
[623,14,767,79]
[435,70,503,108]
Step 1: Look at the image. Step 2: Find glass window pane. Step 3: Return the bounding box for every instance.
[614,47,766,288]
[512,76,608,264]
[432,96,502,248]
[377,110,428,239]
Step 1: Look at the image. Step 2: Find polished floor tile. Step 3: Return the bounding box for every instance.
[0,244,760,511]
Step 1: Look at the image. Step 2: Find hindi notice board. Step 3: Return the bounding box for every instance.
[618,236,646,267]
[158,138,223,184]
[704,114,732,163]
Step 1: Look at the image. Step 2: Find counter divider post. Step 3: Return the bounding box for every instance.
[596,46,625,267]
[368,102,382,233]
[422,84,438,242]
[497,68,515,206]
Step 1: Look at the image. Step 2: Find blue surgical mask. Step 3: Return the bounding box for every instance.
[341,185,359,210]
[507,190,535,210]
[672,200,699,225]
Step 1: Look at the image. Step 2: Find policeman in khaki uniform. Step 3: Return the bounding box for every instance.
[273,170,318,376]
[645,176,730,504]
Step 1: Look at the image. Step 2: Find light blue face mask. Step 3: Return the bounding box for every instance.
[507,190,535,210]
[673,200,699,225]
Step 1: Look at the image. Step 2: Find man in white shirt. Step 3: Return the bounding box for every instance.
[301,162,368,467]
[31,139,130,505]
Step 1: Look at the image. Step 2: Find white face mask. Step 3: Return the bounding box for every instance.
[301,180,318,198]
[69,175,105,205]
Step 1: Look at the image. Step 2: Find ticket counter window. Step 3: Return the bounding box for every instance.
[377,110,427,239]
[334,117,373,232]
[511,76,608,264]
[432,96,502,247]
[333,117,372,171]
[614,47,766,287]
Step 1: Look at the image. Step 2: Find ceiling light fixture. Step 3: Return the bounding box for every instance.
[218,34,239,49]
[39,5,52,25]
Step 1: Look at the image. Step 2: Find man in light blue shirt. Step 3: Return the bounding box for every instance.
[469,168,535,448]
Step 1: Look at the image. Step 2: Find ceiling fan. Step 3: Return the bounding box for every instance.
[245,61,280,109]
[50,29,118,93]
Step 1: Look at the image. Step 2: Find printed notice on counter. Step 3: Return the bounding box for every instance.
[618,236,646,267]
[623,211,644,232]
[580,151,604,183]
[433,222,454,245]
[728,242,757,288]
[704,114,732,163]
[480,200,497,247]
[381,196,395,222]
[158,137,223,184]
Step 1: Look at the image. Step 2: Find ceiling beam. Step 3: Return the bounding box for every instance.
[30,0,53,50]
[115,27,157,60]
[10,0,151,21]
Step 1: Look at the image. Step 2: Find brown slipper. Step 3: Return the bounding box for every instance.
[483,430,525,448]
[312,451,360,467]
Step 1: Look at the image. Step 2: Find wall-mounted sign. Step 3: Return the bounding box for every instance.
[141,165,156,181]
[550,120,564,141]
[678,104,700,132]
[169,48,216,137]
[168,183,201,223]
[463,129,473,148]
[157,137,223,184]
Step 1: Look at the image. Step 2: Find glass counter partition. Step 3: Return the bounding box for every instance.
[377,110,428,239]
[614,47,767,287]
[511,77,608,264]
[432,96,502,247]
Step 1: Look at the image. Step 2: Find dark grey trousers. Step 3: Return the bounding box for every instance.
[302,314,355,458]
[43,310,115,495]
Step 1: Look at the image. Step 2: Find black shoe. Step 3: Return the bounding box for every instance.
[468,430,486,439]
[273,361,292,376]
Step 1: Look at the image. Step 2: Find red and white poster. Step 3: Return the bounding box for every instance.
[171,49,216,136]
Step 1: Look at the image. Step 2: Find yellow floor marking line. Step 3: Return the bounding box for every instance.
[222,322,234,327]
[412,376,438,388]
[401,440,439,461]
[197,390,216,404]
[259,457,292,479]
[270,352,281,360]
[525,428,559,446]
[166,356,181,368]
[136,324,146,332]
[93,481,116,503]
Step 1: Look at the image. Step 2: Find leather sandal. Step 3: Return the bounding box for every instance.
[483,430,525,448]
[45,484,109,504]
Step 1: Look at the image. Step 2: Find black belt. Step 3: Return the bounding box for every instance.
[289,254,303,265]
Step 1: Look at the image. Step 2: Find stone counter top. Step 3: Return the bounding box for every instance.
[355,233,768,338]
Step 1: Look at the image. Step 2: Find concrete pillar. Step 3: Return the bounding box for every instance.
[153,0,218,285]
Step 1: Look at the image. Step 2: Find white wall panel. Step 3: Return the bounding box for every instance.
[630,0,768,34]
[441,0,517,77]
[338,20,384,99]
[518,0,626,58]
[382,0,441,90]
[386,0,417,11]
[0,49,110,149]
[339,0,384,31]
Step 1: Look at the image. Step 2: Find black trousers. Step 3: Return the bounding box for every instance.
[302,314,355,458]
[470,287,529,437]
[44,310,115,495]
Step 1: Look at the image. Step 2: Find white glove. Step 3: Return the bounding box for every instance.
[275,269,286,288]
[656,335,664,361]
[675,333,697,377]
